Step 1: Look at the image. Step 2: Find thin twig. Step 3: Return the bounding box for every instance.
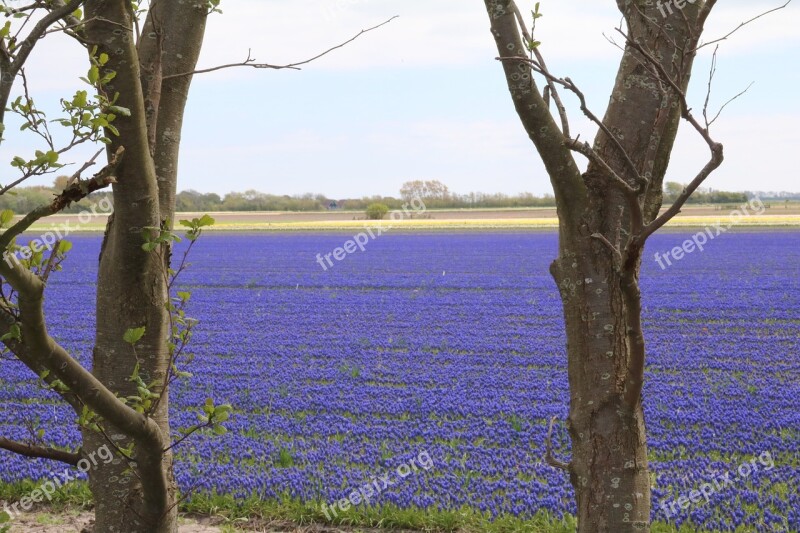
[694,1,792,52]
[163,16,398,80]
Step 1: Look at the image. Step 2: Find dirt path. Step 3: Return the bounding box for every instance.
[6,511,419,533]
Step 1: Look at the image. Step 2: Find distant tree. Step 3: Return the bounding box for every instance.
[399,179,450,205]
[664,181,684,202]
[365,203,390,220]
[53,175,70,191]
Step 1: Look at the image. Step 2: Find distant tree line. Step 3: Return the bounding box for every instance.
[662,182,748,204]
[0,178,772,214]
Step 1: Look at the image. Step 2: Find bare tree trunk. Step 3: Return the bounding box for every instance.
[551,246,651,530]
[481,1,719,531]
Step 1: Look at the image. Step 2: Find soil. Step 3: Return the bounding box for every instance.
[6,511,417,532]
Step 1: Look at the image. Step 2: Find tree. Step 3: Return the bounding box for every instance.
[481,1,786,531]
[0,3,391,532]
[366,202,390,220]
[663,181,684,203]
[399,179,450,206]
[53,175,71,191]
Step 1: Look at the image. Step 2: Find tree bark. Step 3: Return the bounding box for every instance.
[551,245,651,530]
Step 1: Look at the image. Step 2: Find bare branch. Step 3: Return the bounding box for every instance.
[66,148,105,186]
[545,416,570,472]
[163,16,398,81]
[482,1,585,225]
[0,146,122,253]
[0,436,80,466]
[708,84,754,128]
[497,56,644,190]
[510,4,571,138]
[9,0,84,76]
[615,31,726,241]
[694,1,792,52]
[640,142,724,241]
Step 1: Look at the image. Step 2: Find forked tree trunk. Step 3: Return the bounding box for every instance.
[81,2,207,531]
[482,1,715,531]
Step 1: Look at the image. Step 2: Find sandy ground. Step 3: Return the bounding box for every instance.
[6,512,217,533]
[5,511,418,533]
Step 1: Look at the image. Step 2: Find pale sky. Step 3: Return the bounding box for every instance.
[3,0,799,198]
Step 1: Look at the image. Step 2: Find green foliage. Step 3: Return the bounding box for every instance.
[276,447,295,468]
[57,240,72,255]
[206,0,223,15]
[0,323,20,343]
[365,202,389,220]
[125,361,161,414]
[78,405,102,433]
[179,214,215,241]
[526,2,543,50]
[123,326,146,345]
[663,182,748,204]
[141,225,182,252]
[197,398,232,436]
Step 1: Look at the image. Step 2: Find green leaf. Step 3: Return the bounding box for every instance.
[123,326,146,344]
[57,240,72,254]
[107,105,130,117]
[213,425,228,435]
[0,209,13,225]
[87,65,99,85]
[0,323,21,342]
[203,398,215,415]
[197,214,215,227]
[72,90,88,108]
[98,52,109,66]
